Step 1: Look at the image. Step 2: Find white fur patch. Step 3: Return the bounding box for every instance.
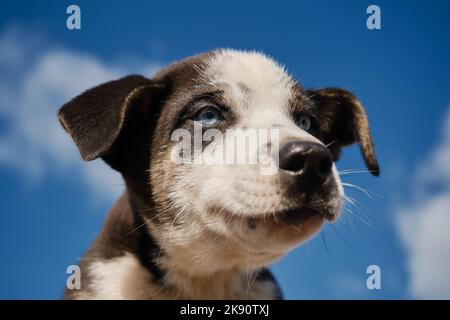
[86,253,153,299]
[201,49,297,129]
[80,253,279,299]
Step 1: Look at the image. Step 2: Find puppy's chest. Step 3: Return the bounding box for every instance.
[82,253,278,300]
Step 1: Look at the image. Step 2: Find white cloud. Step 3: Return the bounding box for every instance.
[397,107,450,299]
[0,26,161,203]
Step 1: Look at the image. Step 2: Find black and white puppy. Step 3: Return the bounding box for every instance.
[59,49,379,299]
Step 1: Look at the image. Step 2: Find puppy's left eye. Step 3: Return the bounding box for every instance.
[296,114,312,132]
[193,107,222,126]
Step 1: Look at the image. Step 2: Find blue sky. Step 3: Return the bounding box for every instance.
[1,0,450,299]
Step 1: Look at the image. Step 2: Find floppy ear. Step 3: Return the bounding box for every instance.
[58,75,163,165]
[306,88,380,176]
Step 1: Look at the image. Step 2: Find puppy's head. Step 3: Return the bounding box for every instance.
[59,49,379,275]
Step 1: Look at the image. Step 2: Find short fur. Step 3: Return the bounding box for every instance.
[59,49,379,299]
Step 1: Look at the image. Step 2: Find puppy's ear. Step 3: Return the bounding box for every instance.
[306,88,380,176]
[58,75,163,165]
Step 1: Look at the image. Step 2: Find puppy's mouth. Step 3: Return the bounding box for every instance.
[209,202,337,228]
[246,205,335,227]
[278,206,334,224]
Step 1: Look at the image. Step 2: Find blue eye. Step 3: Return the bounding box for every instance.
[193,107,221,125]
[297,114,312,132]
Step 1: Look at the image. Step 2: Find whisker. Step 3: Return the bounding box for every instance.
[330,224,356,249]
[344,195,375,227]
[320,232,330,254]
[157,208,186,265]
[343,205,372,227]
[342,182,373,199]
[325,140,338,148]
[339,168,367,173]
[337,209,355,233]
[118,210,166,240]
[305,88,336,100]
[339,169,378,175]
[346,195,383,226]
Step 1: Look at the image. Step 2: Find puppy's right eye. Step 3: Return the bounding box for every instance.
[297,115,311,132]
[192,107,222,126]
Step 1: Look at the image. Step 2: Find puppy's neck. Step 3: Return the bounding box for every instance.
[160,268,250,299]
[127,192,278,299]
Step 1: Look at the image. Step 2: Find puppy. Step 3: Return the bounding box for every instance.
[59,49,379,299]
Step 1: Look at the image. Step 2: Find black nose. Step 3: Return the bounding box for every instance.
[279,141,333,187]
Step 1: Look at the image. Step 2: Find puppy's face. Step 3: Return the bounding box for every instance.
[59,49,379,275]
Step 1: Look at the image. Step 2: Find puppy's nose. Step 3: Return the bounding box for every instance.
[279,141,333,187]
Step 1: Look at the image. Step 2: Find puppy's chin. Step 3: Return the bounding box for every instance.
[230,209,325,254]
[202,204,335,266]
